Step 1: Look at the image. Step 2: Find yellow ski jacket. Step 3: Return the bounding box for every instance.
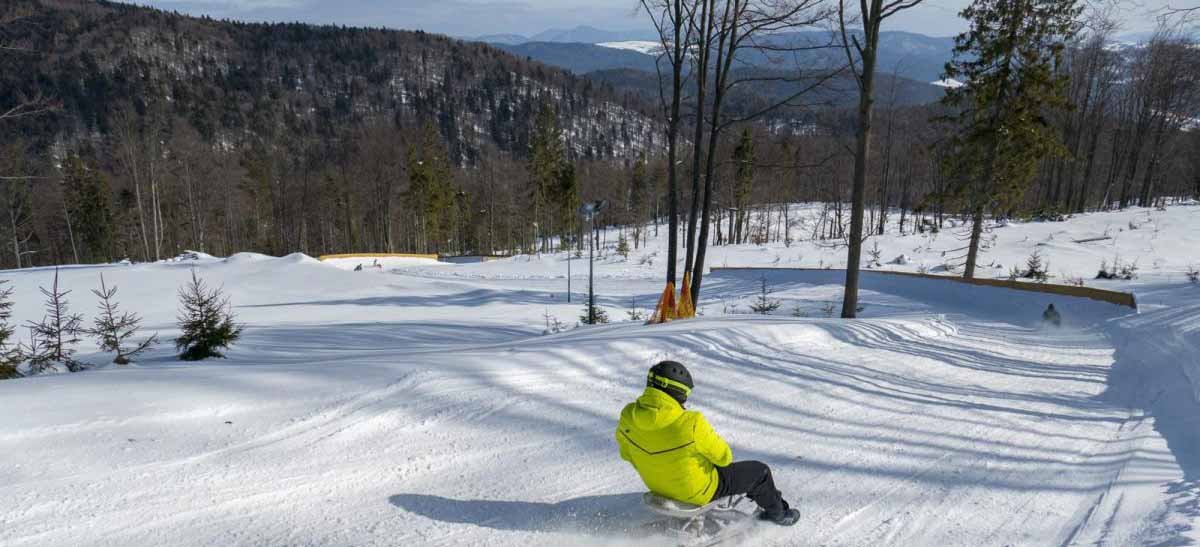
[615,387,733,505]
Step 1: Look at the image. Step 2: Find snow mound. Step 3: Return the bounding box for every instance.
[224,252,274,264]
[162,250,219,263]
[281,253,320,265]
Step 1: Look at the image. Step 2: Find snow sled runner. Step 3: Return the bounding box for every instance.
[640,491,762,547]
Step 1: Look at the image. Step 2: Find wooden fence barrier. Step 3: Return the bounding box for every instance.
[711,267,1138,310]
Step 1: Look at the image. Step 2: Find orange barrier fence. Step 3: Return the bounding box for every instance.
[677,272,696,319]
[648,282,678,324]
[711,267,1138,310]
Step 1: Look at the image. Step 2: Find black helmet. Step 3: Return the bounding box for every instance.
[648,360,693,405]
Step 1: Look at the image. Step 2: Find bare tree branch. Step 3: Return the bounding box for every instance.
[0,97,57,123]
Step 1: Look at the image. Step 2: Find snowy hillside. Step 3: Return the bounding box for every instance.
[0,204,1198,546]
[597,41,665,55]
[393,203,1200,290]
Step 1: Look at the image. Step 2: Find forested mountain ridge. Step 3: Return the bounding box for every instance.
[1,0,660,163]
[0,0,665,267]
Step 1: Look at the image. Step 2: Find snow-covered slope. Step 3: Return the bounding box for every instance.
[931,78,964,88]
[596,40,664,55]
[1,204,1198,546]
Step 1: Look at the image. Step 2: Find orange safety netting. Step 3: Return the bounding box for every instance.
[647,281,677,324]
[676,271,696,319]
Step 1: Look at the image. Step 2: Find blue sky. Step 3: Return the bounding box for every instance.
[129,0,1178,39]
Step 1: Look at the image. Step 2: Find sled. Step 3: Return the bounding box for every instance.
[641,491,761,547]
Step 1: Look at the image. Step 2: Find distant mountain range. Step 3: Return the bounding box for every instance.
[477,27,956,84]
[472,27,958,108]
[493,42,660,74]
[473,25,658,45]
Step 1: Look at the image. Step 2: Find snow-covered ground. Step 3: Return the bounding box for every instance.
[0,204,1197,546]
[321,255,446,271]
[394,203,1200,290]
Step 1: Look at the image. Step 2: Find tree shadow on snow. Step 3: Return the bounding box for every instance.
[388,492,650,536]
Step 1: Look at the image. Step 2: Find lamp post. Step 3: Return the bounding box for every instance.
[578,200,608,324]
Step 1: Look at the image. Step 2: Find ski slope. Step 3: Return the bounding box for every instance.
[1,205,1198,546]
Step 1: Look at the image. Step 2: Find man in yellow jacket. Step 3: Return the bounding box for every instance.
[616,360,800,526]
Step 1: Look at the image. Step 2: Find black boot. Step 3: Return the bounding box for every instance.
[759,500,801,526]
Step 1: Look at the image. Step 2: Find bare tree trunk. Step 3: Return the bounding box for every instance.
[839,0,885,319]
[62,199,79,265]
[9,202,21,268]
[877,109,895,236]
[640,0,689,287]
[685,0,714,276]
[964,205,984,278]
[150,154,163,261]
[116,117,152,262]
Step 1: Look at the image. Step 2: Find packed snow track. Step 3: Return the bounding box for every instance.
[0,257,1194,546]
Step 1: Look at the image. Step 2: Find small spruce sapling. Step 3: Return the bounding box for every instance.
[1120,260,1139,280]
[175,269,243,361]
[866,241,882,269]
[1097,256,1139,280]
[25,268,86,373]
[579,303,610,325]
[625,297,646,321]
[821,302,836,317]
[542,308,567,334]
[616,233,630,259]
[89,274,158,364]
[749,276,782,315]
[1021,249,1049,282]
[0,281,22,379]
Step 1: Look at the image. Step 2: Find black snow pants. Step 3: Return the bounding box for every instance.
[712,460,788,518]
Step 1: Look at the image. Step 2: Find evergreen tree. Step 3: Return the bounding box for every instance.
[405,121,455,254]
[628,156,649,249]
[0,280,21,379]
[25,268,86,373]
[940,0,1081,278]
[749,276,783,314]
[528,103,568,251]
[554,161,580,247]
[61,155,115,264]
[579,303,610,325]
[175,269,243,361]
[616,232,631,258]
[89,274,158,364]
